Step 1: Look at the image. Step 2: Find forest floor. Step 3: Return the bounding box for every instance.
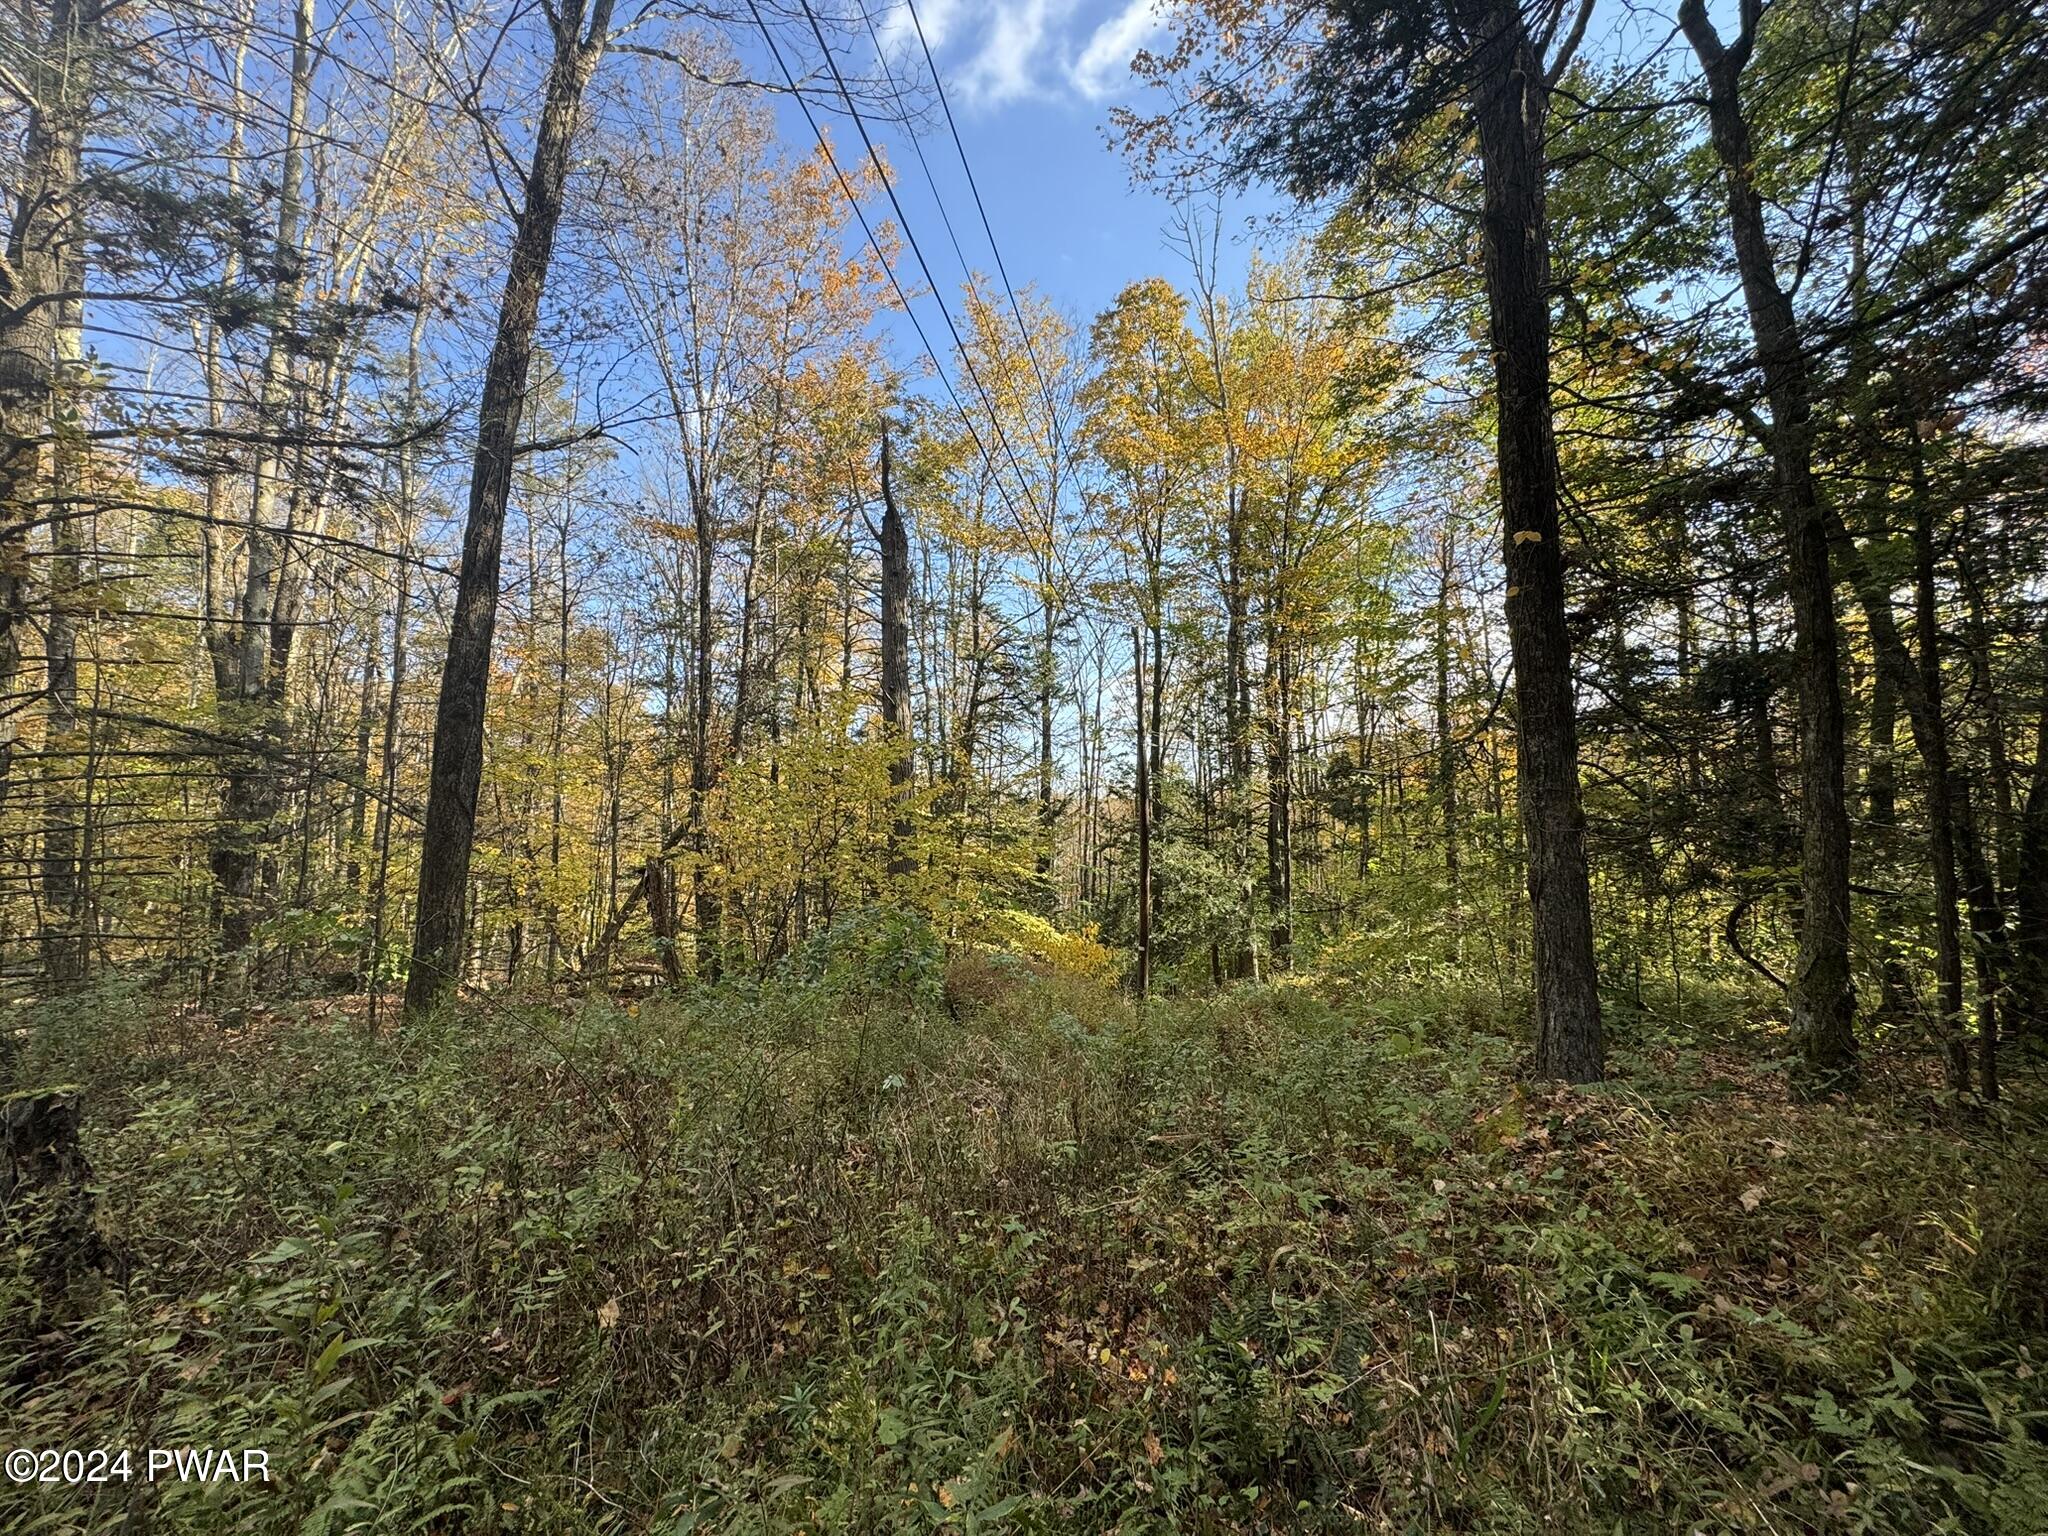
[5,925,2047,1534]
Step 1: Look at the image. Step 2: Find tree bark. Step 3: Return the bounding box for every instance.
[689,483,720,980]
[1224,495,1253,978]
[32,0,93,987]
[404,0,614,1018]
[1863,666,1919,1020]
[1264,623,1293,971]
[0,0,97,813]
[198,0,312,1001]
[345,598,380,885]
[2014,626,2048,1054]
[1037,608,1056,892]
[644,857,684,985]
[1133,626,1152,998]
[1464,0,1603,1081]
[1681,0,1856,1090]
[1948,501,2008,1098]
[1437,520,1461,957]
[1832,510,2003,1092]
[1910,473,1971,1088]
[879,434,914,880]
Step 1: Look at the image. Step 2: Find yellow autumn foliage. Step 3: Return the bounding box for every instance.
[974,907,1118,983]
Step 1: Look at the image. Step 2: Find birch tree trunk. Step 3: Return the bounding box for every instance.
[29,0,96,985]
[0,0,97,812]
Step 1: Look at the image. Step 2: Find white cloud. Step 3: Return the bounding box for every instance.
[882,0,1154,111]
[873,0,965,61]
[1069,0,1169,99]
[957,0,1073,108]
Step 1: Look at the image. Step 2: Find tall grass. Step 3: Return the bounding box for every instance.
[5,927,2045,1533]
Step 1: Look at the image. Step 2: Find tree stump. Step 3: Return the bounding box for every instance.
[2,1088,104,1284]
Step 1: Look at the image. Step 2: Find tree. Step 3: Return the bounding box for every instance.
[1132,625,1151,997]
[1132,0,1604,1077]
[584,58,892,979]
[405,0,617,1018]
[1678,0,1856,1091]
[954,283,1086,904]
[2,0,101,985]
[198,0,315,997]
[1082,276,1205,960]
[878,433,913,880]
[2019,638,2048,1047]
[0,0,100,814]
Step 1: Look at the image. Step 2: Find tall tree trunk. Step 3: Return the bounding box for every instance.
[728,457,778,763]
[1839,194,1917,1025]
[638,857,677,983]
[1133,627,1152,998]
[1223,491,1253,977]
[2013,626,2048,1053]
[1465,0,1602,1080]
[37,340,85,986]
[33,2,92,987]
[1352,617,1374,887]
[1948,499,2008,1098]
[1037,605,1056,894]
[1148,608,1165,945]
[1,0,96,813]
[1682,0,1855,1089]
[194,0,250,713]
[1953,513,2017,884]
[1437,521,1461,957]
[363,273,433,1030]
[548,509,570,978]
[1910,474,1971,1087]
[878,435,913,881]
[345,599,380,885]
[1863,667,1919,1019]
[1832,508,2003,1092]
[1264,622,1293,971]
[205,0,313,1001]
[404,0,614,1018]
[689,482,720,980]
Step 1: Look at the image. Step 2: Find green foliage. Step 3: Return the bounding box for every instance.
[5,954,2043,1533]
[789,906,948,1012]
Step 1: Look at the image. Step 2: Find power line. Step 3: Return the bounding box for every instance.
[855,0,1090,614]
[896,0,1071,467]
[790,0,1056,532]
[742,0,1030,534]
[850,7,980,312]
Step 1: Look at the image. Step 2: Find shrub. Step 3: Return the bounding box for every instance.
[4,942,2042,1534]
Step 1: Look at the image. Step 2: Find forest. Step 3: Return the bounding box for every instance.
[2,0,2046,1529]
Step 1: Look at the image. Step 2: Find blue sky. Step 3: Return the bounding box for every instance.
[757,0,1272,342]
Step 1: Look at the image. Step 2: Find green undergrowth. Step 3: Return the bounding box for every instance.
[4,936,2045,1533]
